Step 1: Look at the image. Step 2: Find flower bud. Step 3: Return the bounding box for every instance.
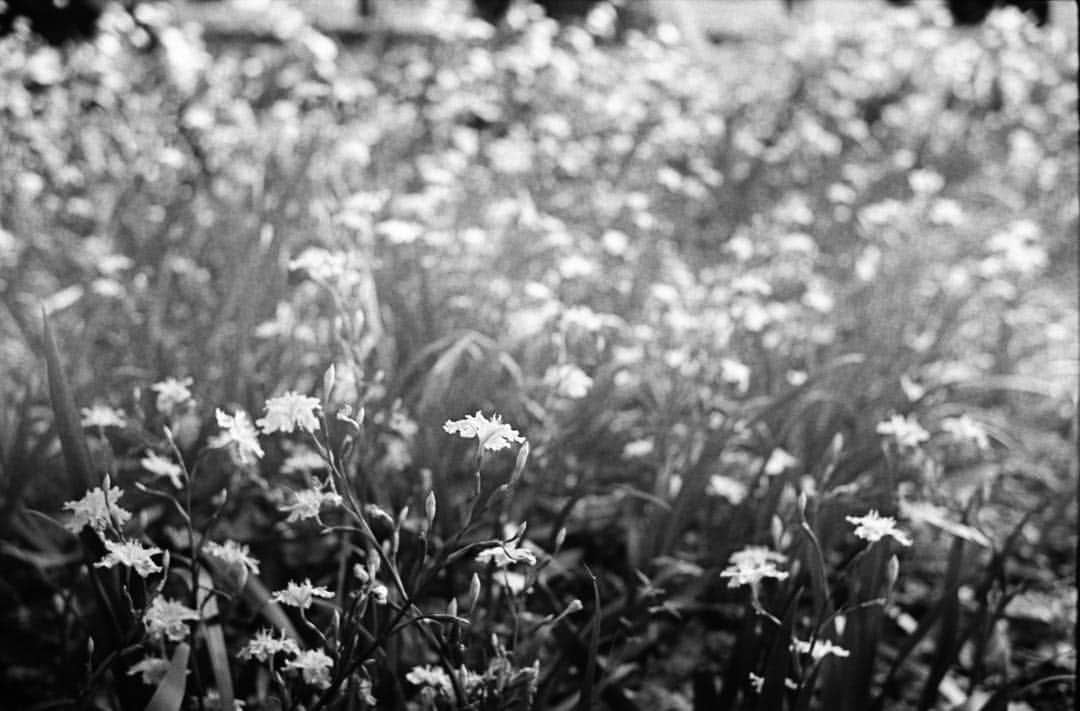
[425,491,437,528]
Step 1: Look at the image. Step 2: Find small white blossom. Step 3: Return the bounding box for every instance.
[212,409,264,462]
[204,540,260,576]
[941,415,990,450]
[271,579,334,610]
[793,637,851,662]
[495,570,529,595]
[876,414,929,449]
[95,538,163,577]
[544,364,593,399]
[475,542,537,568]
[720,359,751,393]
[748,672,764,693]
[406,665,454,696]
[63,485,132,534]
[764,448,798,476]
[239,628,301,663]
[285,649,334,689]
[622,438,654,458]
[443,411,525,452]
[720,546,790,588]
[256,392,322,434]
[143,597,199,642]
[369,583,389,605]
[151,377,193,413]
[706,475,748,504]
[846,510,913,547]
[280,447,329,475]
[141,451,185,489]
[279,487,343,522]
[81,405,126,429]
[128,656,171,685]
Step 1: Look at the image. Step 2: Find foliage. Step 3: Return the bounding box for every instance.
[0,2,1075,710]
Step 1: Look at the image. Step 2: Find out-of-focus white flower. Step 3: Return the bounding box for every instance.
[257,392,322,434]
[720,546,790,588]
[544,364,593,399]
[622,438,654,459]
[475,541,537,568]
[64,484,132,533]
[279,487,343,523]
[128,656,172,685]
[764,448,798,476]
[280,447,329,475]
[846,510,913,547]
[720,359,751,393]
[151,377,193,413]
[748,672,765,693]
[141,451,185,489]
[876,414,929,449]
[369,583,389,605]
[212,409,264,462]
[95,539,163,577]
[204,540,260,579]
[793,637,851,662]
[81,405,126,429]
[706,475,748,505]
[443,411,525,452]
[406,665,454,696]
[495,571,529,595]
[239,628,300,663]
[941,414,990,450]
[908,169,944,194]
[202,689,247,711]
[143,597,199,642]
[271,579,334,610]
[285,649,333,689]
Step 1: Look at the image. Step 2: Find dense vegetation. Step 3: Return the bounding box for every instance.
[0,3,1075,710]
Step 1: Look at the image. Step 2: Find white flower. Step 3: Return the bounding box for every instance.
[202,689,246,711]
[544,364,593,399]
[285,649,334,689]
[128,656,171,685]
[720,359,751,393]
[876,414,929,449]
[151,377,193,413]
[622,438,654,458]
[406,665,454,696]
[706,475,748,505]
[212,409,264,462]
[846,510,913,547]
[793,637,851,662]
[95,538,163,577]
[143,597,199,642]
[81,405,125,429]
[720,546,790,588]
[204,540,260,576]
[369,583,389,605]
[764,448,798,476]
[443,411,525,452]
[63,485,132,533]
[495,570,529,595]
[271,579,334,610]
[475,542,537,568]
[256,392,322,434]
[141,451,185,489]
[239,628,301,663]
[279,487,343,523]
[748,672,764,693]
[941,415,990,450]
[280,447,329,475]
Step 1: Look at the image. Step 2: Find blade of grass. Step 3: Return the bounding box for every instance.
[577,566,601,711]
[146,642,191,711]
[41,310,96,492]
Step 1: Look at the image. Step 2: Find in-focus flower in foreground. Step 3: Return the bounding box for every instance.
[285,649,334,689]
[272,579,334,610]
[475,541,537,568]
[212,409,264,462]
[143,597,199,642]
[876,414,930,449]
[720,546,790,588]
[846,510,913,546]
[443,411,525,452]
[81,405,126,429]
[793,637,851,662]
[63,484,132,533]
[141,451,185,489]
[239,628,301,663]
[279,486,343,523]
[257,392,322,434]
[95,538,163,577]
[151,377,193,414]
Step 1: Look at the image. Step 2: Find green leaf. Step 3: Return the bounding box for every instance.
[42,310,97,492]
[146,642,190,711]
